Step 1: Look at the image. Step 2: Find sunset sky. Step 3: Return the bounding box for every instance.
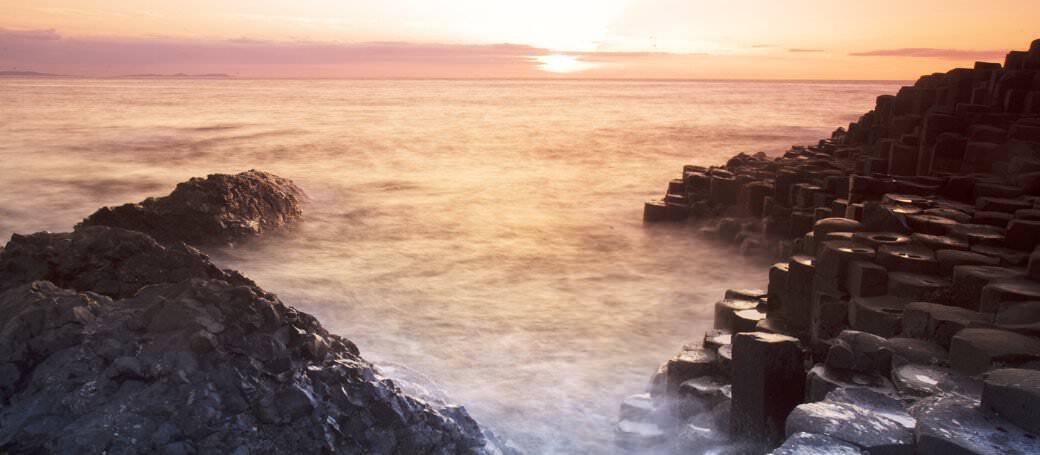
[1,0,1037,79]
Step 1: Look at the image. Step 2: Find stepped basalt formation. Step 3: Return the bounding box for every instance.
[626,39,1040,454]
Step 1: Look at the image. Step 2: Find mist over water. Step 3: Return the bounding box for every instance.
[0,79,901,453]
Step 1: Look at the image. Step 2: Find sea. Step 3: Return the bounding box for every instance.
[0,78,903,453]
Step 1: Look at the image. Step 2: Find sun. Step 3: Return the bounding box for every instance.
[535,54,597,74]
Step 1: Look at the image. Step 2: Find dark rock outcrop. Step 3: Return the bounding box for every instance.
[0,226,254,299]
[0,191,495,452]
[78,170,304,246]
[0,278,491,454]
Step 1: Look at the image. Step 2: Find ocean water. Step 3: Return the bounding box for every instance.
[0,78,901,453]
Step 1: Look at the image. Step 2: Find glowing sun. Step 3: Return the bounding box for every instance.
[535,54,597,73]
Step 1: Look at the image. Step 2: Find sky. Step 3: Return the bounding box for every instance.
[1,0,1037,79]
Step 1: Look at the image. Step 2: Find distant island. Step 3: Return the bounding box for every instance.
[112,73,235,79]
[0,71,234,79]
[0,71,68,77]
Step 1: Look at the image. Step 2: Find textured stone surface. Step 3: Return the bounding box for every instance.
[0,226,253,299]
[79,170,305,246]
[786,388,914,455]
[911,394,1040,455]
[949,328,1040,375]
[730,332,805,446]
[982,368,1040,434]
[770,432,864,455]
[0,279,492,454]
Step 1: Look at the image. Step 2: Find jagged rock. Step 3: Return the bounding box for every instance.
[731,332,805,446]
[0,226,253,299]
[911,394,1040,454]
[949,328,1040,375]
[786,388,915,455]
[78,170,304,246]
[982,368,1040,434]
[0,279,491,454]
[771,432,865,455]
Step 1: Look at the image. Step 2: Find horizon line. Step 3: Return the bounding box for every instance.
[0,74,915,83]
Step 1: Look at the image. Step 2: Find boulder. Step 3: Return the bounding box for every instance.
[981,368,1040,435]
[949,328,1040,375]
[911,394,1040,454]
[785,388,915,455]
[78,170,305,246]
[730,332,805,446]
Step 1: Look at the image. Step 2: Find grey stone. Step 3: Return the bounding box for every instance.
[936,249,1001,275]
[901,302,992,348]
[981,368,1040,434]
[845,260,888,297]
[884,337,949,367]
[981,278,1040,313]
[950,265,1026,311]
[770,432,864,455]
[786,387,914,455]
[911,394,1040,455]
[849,295,906,337]
[730,332,805,446]
[877,243,939,275]
[806,364,895,402]
[949,328,1040,375]
[994,301,1040,336]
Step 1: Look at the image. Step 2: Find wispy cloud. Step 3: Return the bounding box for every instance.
[0,28,556,77]
[849,48,1006,60]
[788,48,823,53]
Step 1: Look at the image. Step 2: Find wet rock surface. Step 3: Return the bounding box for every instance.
[79,170,305,246]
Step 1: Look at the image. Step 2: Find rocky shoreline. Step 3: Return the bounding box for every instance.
[0,171,501,454]
[629,39,1040,453]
